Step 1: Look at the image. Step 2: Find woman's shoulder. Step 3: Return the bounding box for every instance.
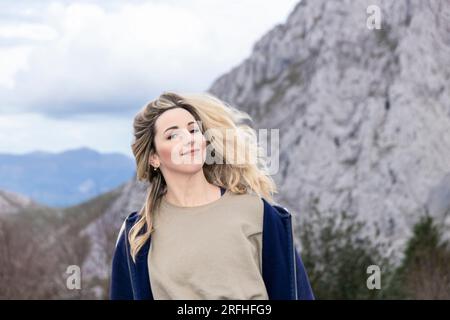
[116,211,140,238]
[225,189,291,217]
[117,211,139,232]
[226,189,264,212]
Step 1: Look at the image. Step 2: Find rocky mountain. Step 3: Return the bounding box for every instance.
[80,179,147,284]
[208,0,450,260]
[0,180,143,299]
[0,147,135,207]
[0,189,43,215]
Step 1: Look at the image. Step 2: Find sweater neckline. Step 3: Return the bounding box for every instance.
[160,187,229,211]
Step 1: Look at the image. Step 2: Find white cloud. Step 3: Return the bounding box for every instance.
[0,0,298,154]
[0,23,58,41]
[0,0,297,116]
[0,46,32,89]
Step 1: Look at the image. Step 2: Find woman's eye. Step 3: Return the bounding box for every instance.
[168,128,199,140]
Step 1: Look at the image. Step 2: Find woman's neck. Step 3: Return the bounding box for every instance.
[163,170,221,207]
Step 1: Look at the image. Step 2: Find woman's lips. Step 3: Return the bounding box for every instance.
[181,148,200,156]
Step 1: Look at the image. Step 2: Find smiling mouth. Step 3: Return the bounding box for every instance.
[181,149,200,156]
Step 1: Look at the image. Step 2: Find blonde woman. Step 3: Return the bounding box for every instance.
[110,92,314,300]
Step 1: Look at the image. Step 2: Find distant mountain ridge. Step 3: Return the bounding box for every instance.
[0,147,135,207]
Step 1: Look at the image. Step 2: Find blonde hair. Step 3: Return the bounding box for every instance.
[129,92,278,261]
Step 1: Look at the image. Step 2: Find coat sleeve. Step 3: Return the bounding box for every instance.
[110,221,134,300]
[295,247,315,300]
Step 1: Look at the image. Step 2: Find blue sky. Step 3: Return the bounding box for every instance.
[0,0,298,157]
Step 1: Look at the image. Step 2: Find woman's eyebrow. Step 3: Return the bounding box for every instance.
[163,121,196,134]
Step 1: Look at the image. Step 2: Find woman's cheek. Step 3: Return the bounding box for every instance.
[159,141,179,165]
[200,136,207,150]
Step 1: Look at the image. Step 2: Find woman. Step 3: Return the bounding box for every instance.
[110,92,314,300]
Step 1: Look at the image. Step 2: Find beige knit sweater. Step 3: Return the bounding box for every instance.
[147,189,268,300]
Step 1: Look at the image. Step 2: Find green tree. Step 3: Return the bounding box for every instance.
[296,197,391,299]
[392,215,450,299]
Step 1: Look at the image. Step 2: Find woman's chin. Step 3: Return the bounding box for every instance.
[176,162,205,174]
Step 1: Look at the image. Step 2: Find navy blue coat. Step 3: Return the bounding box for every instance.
[110,189,314,300]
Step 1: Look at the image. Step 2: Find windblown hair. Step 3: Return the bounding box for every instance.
[129,92,278,261]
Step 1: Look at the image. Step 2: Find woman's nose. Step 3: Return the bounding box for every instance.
[180,128,195,144]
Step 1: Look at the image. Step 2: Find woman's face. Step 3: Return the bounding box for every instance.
[151,107,207,174]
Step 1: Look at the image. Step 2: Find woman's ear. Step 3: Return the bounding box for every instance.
[149,152,160,168]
